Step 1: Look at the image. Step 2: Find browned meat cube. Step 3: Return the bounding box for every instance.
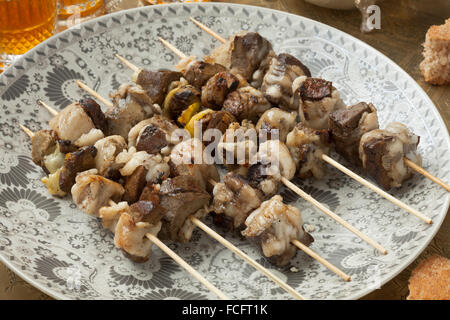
[31,130,58,171]
[106,87,146,140]
[123,165,148,204]
[329,102,379,165]
[359,122,422,190]
[201,71,239,110]
[59,146,98,193]
[79,98,107,132]
[133,69,182,106]
[223,86,271,122]
[204,31,274,83]
[175,56,227,89]
[158,176,211,242]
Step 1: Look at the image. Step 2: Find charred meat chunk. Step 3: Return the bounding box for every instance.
[359,122,422,190]
[57,140,78,154]
[201,71,239,110]
[329,102,379,165]
[79,98,107,132]
[261,53,311,110]
[106,88,146,140]
[158,175,211,242]
[128,116,180,156]
[31,130,58,171]
[136,124,168,155]
[123,165,148,204]
[204,31,274,82]
[245,161,281,198]
[129,200,166,226]
[201,110,236,135]
[176,57,227,89]
[292,76,345,130]
[299,78,332,101]
[59,146,97,193]
[134,69,182,106]
[223,86,272,122]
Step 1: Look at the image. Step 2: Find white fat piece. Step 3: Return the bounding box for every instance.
[116,147,170,183]
[258,140,296,180]
[99,201,130,232]
[75,128,104,147]
[49,102,96,142]
[242,195,305,258]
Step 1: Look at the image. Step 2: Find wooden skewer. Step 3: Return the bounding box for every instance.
[404,157,450,192]
[76,80,114,108]
[291,240,350,282]
[106,200,227,300]
[191,17,448,195]
[322,155,432,224]
[20,125,34,138]
[158,37,187,60]
[281,177,388,255]
[189,17,227,44]
[74,79,312,294]
[190,217,306,298]
[115,54,140,73]
[19,129,224,297]
[126,43,386,254]
[144,232,228,300]
[38,100,58,116]
[208,179,350,282]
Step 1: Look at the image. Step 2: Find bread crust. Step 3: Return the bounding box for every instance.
[407,255,450,300]
[420,18,450,85]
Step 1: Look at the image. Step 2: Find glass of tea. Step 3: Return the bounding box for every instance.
[58,0,104,19]
[0,0,58,71]
[145,0,210,4]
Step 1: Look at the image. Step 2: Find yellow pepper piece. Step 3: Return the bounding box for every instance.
[163,87,180,117]
[185,109,214,137]
[177,102,201,126]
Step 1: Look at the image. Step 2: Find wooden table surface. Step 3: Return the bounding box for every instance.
[0,0,448,300]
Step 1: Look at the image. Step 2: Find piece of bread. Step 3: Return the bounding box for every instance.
[420,18,450,85]
[407,254,450,300]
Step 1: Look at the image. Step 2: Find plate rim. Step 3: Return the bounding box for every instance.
[0,2,448,300]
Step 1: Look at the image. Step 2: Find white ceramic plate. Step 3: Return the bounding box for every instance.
[0,3,448,300]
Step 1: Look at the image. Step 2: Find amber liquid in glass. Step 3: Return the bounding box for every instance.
[0,0,57,55]
[58,0,104,19]
[146,0,210,4]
